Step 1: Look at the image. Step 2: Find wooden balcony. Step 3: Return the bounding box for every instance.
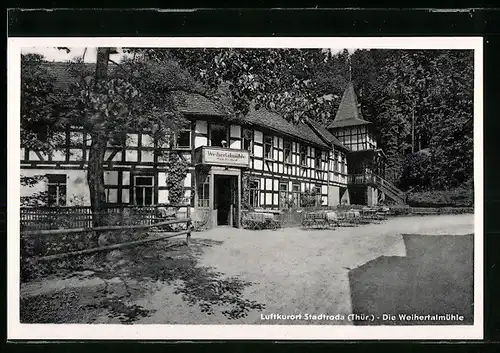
[348,173,406,204]
[347,173,377,185]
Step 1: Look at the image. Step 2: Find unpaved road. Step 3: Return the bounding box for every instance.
[21,214,474,325]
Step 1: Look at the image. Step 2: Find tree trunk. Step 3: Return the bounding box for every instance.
[87,131,107,232]
[87,47,111,243]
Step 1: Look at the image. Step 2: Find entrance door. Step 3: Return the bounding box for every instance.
[215,175,234,226]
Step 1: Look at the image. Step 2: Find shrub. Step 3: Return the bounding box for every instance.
[242,217,280,230]
[407,183,473,208]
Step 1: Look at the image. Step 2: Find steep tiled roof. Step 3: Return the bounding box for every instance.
[327,82,371,129]
[243,109,329,148]
[41,62,224,117]
[171,91,225,116]
[306,119,349,151]
[40,62,345,147]
[42,62,96,90]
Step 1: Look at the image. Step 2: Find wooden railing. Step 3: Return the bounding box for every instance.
[347,173,377,185]
[20,205,193,265]
[23,217,193,263]
[20,204,191,231]
[374,175,406,202]
[347,173,406,204]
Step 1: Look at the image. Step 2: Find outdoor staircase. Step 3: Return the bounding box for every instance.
[374,175,406,205]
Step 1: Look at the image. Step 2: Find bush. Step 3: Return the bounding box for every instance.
[388,205,413,216]
[242,217,280,230]
[407,184,473,208]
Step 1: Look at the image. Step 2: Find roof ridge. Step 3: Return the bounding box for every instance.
[245,108,329,148]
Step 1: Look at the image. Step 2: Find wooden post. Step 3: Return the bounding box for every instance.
[186,222,191,247]
[186,203,191,246]
[411,101,416,154]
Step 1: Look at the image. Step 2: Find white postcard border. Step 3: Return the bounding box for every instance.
[7,36,484,340]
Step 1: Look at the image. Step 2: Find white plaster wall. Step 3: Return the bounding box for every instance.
[127,133,139,147]
[142,134,154,147]
[328,185,340,206]
[254,130,263,144]
[195,136,208,148]
[254,145,263,158]
[230,140,241,149]
[183,173,192,188]
[195,120,208,134]
[125,150,138,162]
[69,149,84,161]
[266,193,272,205]
[21,169,91,206]
[104,171,119,185]
[158,172,167,187]
[158,189,169,204]
[122,171,130,185]
[106,189,118,203]
[230,124,241,138]
[141,150,154,163]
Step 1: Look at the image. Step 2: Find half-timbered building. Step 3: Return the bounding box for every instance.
[21,62,405,229]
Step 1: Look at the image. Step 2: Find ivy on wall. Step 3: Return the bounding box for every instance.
[164,151,190,205]
[241,173,252,210]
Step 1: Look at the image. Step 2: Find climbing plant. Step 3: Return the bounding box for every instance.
[241,173,251,210]
[164,151,190,205]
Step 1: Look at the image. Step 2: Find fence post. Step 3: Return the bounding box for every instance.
[186,204,191,246]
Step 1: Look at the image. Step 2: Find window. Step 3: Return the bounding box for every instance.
[47,174,67,206]
[248,180,260,208]
[315,148,322,170]
[175,129,191,148]
[242,128,253,153]
[341,154,347,174]
[300,145,307,166]
[292,184,301,208]
[264,135,273,160]
[134,175,154,206]
[284,140,291,163]
[279,183,289,209]
[210,124,228,147]
[313,185,322,206]
[334,152,339,172]
[197,175,210,208]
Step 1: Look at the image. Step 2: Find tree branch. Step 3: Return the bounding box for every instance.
[108,58,130,75]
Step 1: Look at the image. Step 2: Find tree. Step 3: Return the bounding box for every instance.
[61,48,197,231]
[20,54,66,206]
[21,53,65,152]
[348,49,474,189]
[134,48,338,125]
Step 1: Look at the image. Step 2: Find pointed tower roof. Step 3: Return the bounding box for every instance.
[327,82,371,129]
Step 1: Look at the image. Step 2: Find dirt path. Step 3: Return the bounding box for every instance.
[21,214,474,325]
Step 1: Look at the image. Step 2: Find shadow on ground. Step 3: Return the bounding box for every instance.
[21,238,265,323]
[348,234,474,325]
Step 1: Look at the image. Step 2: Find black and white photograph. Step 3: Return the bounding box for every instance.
[7,37,482,340]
